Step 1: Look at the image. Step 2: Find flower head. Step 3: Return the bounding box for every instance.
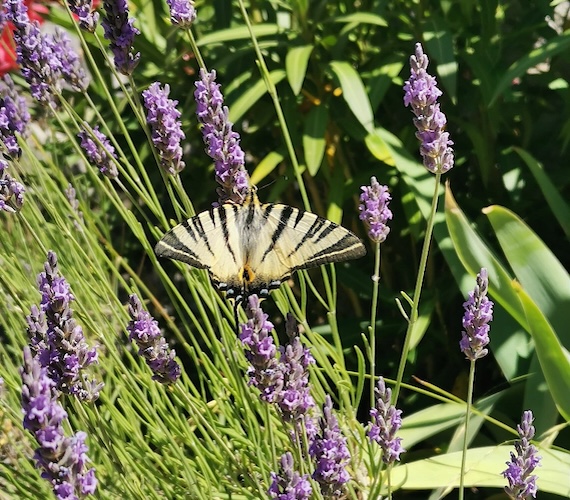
[20,346,97,498]
[27,250,101,401]
[166,0,196,28]
[126,294,181,384]
[359,177,392,243]
[269,452,312,500]
[142,82,185,175]
[0,74,30,158]
[309,395,351,497]
[101,0,140,75]
[78,125,119,179]
[368,377,405,464]
[502,410,541,499]
[67,0,99,32]
[194,69,250,204]
[460,268,493,361]
[53,28,89,92]
[0,159,25,212]
[403,42,454,174]
[239,295,283,402]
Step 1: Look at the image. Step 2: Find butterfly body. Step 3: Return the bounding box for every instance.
[155,190,366,303]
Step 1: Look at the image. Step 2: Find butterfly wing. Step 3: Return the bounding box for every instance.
[154,205,246,290]
[246,203,366,290]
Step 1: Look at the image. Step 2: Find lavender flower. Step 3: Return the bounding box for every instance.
[27,251,100,401]
[65,184,85,230]
[53,28,89,92]
[0,74,30,158]
[20,346,97,498]
[0,159,25,213]
[101,0,140,75]
[5,0,62,105]
[269,452,312,500]
[368,377,405,464]
[359,177,392,243]
[239,295,283,402]
[502,410,541,499]
[403,42,454,174]
[78,126,119,179]
[309,395,351,497]
[142,82,185,175]
[275,314,315,423]
[166,0,196,28]
[126,294,181,384]
[67,0,99,32]
[460,268,493,361]
[194,69,250,205]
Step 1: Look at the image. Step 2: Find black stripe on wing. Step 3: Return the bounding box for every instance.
[260,204,295,262]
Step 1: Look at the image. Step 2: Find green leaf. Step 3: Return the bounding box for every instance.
[423,18,458,102]
[197,24,280,46]
[390,447,570,495]
[329,61,374,133]
[490,32,570,105]
[303,105,328,176]
[327,12,388,27]
[250,151,284,186]
[286,45,314,95]
[228,70,286,123]
[510,147,570,238]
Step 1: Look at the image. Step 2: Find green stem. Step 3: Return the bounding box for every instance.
[459,360,476,499]
[392,172,442,404]
[369,240,381,405]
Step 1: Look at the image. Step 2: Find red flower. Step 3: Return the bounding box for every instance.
[0,0,49,76]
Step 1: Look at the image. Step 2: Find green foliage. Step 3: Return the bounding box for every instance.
[0,0,569,498]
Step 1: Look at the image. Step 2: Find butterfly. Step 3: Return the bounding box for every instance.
[155,189,366,304]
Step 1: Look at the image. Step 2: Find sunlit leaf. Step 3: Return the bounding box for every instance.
[286,45,314,95]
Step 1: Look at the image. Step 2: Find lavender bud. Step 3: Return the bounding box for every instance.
[166,0,196,28]
[358,177,392,243]
[0,159,25,213]
[101,0,140,75]
[67,0,99,32]
[368,377,405,464]
[20,346,98,498]
[269,452,312,499]
[460,268,493,361]
[78,125,119,179]
[0,74,30,158]
[27,250,101,401]
[309,395,351,497]
[126,294,181,384]
[142,82,185,175]
[53,28,89,92]
[403,42,454,174]
[502,410,541,499]
[194,69,250,205]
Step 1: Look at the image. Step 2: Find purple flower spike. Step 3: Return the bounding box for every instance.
[309,395,351,497]
[142,82,186,175]
[166,0,196,28]
[20,346,98,498]
[67,0,99,32]
[269,452,312,499]
[0,159,25,213]
[126,294,181,384]
[0,75,30,158]
[53,28,89,92]
[359,177,392,243]
[102,0,140,75]
[403,42,454,174]
[368,377,405,464]
[5,0,62,105]
[78,126,119,179]
[239,295,283,403]
[460,268,493,361]
[502,410,541,499]
[194,69,250,205]
[27,250,101,401]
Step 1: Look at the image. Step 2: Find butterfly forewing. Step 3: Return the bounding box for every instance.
[155,193,366,300]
